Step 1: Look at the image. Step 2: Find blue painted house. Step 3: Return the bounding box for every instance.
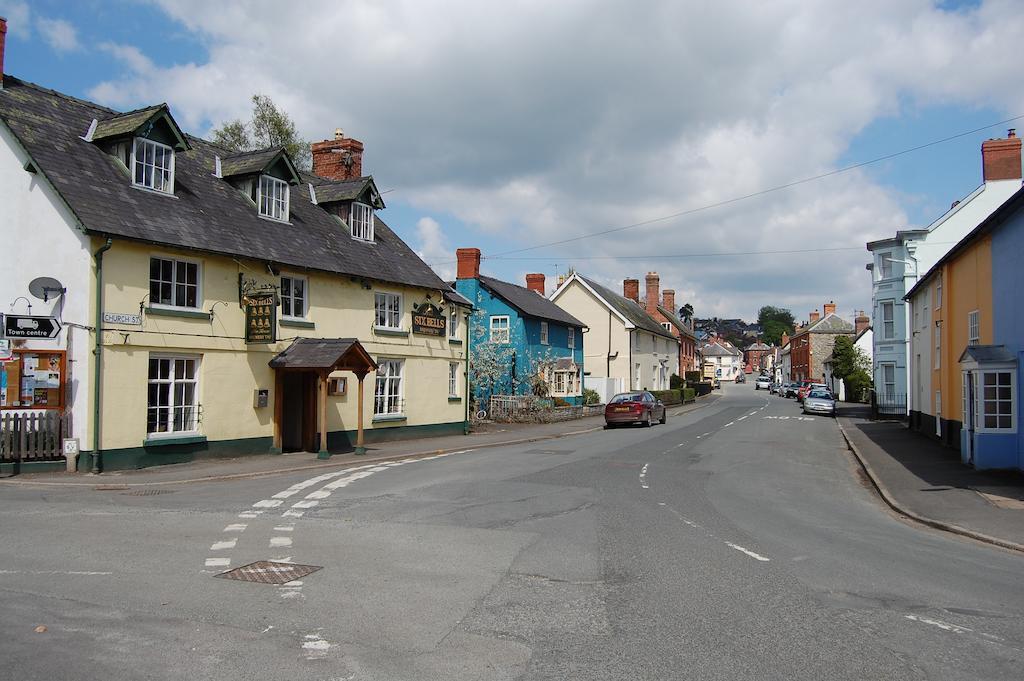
[454,248,585,407]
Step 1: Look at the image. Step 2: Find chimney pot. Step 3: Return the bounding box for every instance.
[662,289,676,316]
[335,128,344,140]
[982,130,1022,182]
[823,301,836,316]
[455,248,481,280]
[809,309,821,324]
[525,273,545,295]
[623,279,639,303]
[855,310,871,336]
[312,129,364,181]
[644,272,660,314]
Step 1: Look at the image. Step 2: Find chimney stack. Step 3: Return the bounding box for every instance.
[855,310,870,336]
[525,273,545,296]
[311,128,364,181]
[823,300,836,316]
[662,289,676,316]
[455,248,481,280]
[0,17,7,90]
[781,332,790,347]
[623,278,639,303]
[644,272,660,314]
[982,130,1022,182]
[809,309,820,325]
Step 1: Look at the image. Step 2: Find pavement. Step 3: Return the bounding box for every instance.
[837,404,1024,552]
[0,394,720,487]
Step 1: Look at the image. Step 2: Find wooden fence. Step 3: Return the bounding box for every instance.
[0,411,70,462]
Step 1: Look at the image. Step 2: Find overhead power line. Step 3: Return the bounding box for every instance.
[427,113,1024,266]
[482,242,958,261]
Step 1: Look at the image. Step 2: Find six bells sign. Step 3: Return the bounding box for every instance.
[244,294,277,344]
[412,302,446,336]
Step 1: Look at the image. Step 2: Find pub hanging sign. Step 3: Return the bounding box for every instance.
[244,293,277,344]
[412,302,446,337]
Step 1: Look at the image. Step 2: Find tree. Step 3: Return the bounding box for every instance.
[757,305,795,346]
[679,303,694,322]
[211,95,312,169]
[830,336,872,402]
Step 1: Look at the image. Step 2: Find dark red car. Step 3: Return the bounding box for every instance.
[796,381,827,403]
[604,391,667,428]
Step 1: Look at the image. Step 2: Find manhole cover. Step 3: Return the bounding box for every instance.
[215,561,322,585]
[123,489,175,496]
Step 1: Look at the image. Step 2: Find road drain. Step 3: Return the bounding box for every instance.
[123,489,175,496]
[215,561,322,585]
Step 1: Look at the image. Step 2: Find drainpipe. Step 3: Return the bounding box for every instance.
[463,307,471,435]
[91,238,113,474]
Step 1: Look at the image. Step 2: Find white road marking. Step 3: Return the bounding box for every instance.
[210,539,236,551]
[270,536,293,548]
[281,510,304,518]
[904,614,972,634]
[675,443,686,448]
[0,570,113,576]
[724,421,735,427]
[302,633,331,659]
[749,411,759,416]
[639,463,650,490]
[273,525,294,532]
[238,511,260,518]
[205,557,230,568]
[224,524,247,532]
[724,542,771,562]
[737,416,748,421]
[253,499,283,508]
[291,500,319,509]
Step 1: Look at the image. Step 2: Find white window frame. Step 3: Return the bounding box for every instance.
[147,354,200,437]
[977,368,1016,433]
[968,310,980,347]
[567,327,575,350]
[280,274,308,320]
[350,201,375,241]
[540,321,549,345]
[448,306,460,340]
[878,253,893,280]
[553,370,568,395]
[258,175,290,222]
[490,315,510,344]
[132,137,175,194]
[149,255,201,310]
[374,292,402,331]
[934,322,941,370]
[374,359,404,417]
[881,363,896,398]
[881,301,895,340]
[634,363,641,390]
[448,362,459,398]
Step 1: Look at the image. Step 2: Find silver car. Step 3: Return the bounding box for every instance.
[802,389,836,416]
[755,376,771,390]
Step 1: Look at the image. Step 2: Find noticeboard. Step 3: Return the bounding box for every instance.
[412,303,446,337]
[244,294,277,344]
[0,349,66,410]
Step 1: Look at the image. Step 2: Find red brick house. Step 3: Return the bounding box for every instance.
[640,272,698,374]
[788,302,855,381]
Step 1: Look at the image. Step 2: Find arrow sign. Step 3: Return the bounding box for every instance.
[3,315,62,339]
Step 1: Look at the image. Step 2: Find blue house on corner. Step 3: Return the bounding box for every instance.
[454,248,586,407]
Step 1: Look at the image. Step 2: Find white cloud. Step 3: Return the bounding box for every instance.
[414,216,455,282]
[83,0,1024,320]
[36,16,79,53]
[0,1,31,39]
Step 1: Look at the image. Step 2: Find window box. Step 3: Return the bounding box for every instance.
[143,434,207,448]
[373,327,409,337]
[372,414,407,423]
[280,318,315,329]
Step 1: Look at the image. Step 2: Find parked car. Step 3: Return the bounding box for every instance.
[796,380,825,402]
[735,373,746,384]
[802,388,836,416]
[781,382,800,398]
[604,391,667,428]
[769,381,781,394]
[755,376,771,390]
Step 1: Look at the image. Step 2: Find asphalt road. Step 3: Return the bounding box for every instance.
[2,382,1023,680]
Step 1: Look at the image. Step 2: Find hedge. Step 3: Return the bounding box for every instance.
[682,387,696,403]
[651,389,682,405]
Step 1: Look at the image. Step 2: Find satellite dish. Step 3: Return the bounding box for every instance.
[28,276,66,303]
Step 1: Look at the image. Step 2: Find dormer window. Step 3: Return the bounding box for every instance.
[350,202,375,241]
[258,175,289,222]
[133,137,174,194]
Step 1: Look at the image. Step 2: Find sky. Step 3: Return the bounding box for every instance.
[2,0,1022,325]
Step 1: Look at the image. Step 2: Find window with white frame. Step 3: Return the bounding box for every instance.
[448,362,459,398]
[280,276,307,319]
[934,322,941,369]
[980,370,1015,431]
[350,202,375,241]
[150,257,199,309]
[968,310,980,346]
[634,363,641,390]
[147,356,199,435]
[878,253,893,279]
[490,316,510,344]
[540,322,549,345]
[449,307,459,339]
[258,175,289,221]
[661,322,672,332]
[133,137,174,193]
[374,359,404,416]
[882,363,896,398]
[567,327,575,349]
[553,370,568,394]
[374,292,402,330]
[881,301,895,339]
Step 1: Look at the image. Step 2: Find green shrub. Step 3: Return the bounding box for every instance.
[651,389,682,405]
[694,382,712,396]
[844,369,872,403]
[684,371,701,384]
[582,388,601,405]
[670,373,684,389]
[682,387,696,403]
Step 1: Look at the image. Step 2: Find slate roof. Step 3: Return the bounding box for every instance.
[477,275,584,327]
[0,76,447,292]
[745,341,771,351]
[311,177,372,204]
[220,147,289,178]
[577,275,676,340]
[959,345,1017,364]
[701,342,740,357]
[805,313,855,334]
[656,305,696,340]
[269,338,376,371]
[443,286,472,308]
[92,104,173,142]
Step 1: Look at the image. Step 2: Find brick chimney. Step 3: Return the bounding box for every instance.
[456,248,481,280]
[644,272,660,314]
[809,309,820,325]
[823,300,836,316]
[623,278,639,303]
[662,289,675,316]
[855,310,870,336]
[311,128,364,181]
[781,332,790,347]
[525,273,545,295]
[1,17,7,91]
[982,130,1022,182]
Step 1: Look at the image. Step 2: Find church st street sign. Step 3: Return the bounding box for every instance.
[412,302,446,336]
[2,314,62,339]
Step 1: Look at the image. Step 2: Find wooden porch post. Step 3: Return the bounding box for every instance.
[355,371,367,455]
[317,370,330,459]
[271,369,283,453]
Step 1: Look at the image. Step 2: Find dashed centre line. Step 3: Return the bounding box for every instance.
[639,463,650,489]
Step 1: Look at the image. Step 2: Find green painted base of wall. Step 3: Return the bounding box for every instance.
[1,460,68,476]
[326,421,465,452]
[79,435,275,473]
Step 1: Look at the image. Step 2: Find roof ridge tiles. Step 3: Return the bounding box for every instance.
[2,74,117,116]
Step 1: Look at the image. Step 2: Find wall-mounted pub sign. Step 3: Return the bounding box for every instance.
[412,302,446,336]
[244,293,277,344]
